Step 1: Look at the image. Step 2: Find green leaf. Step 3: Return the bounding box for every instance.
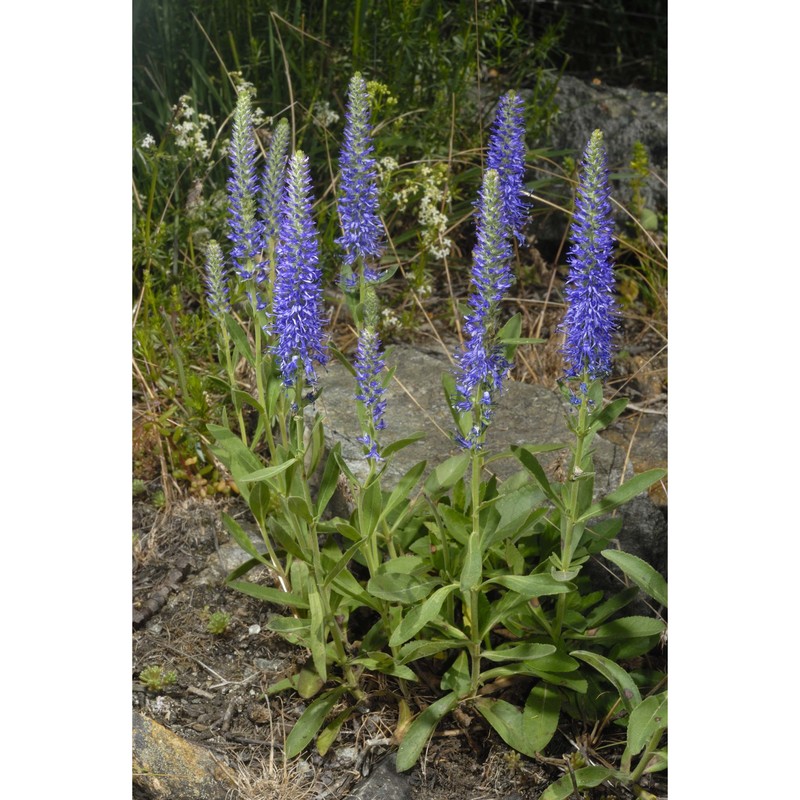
[359,476,383,537]
[237,459,298,483]
[315,445,341,518]
[486,574,575,598]
[396,692,460,772]
[207,423,263,500]
[474,683,560,758]
[588,397,629,432]
[383,460,426,515]
[247,482,272,529]
[539,767,619,800]
[389,584,459,647]
[482,643,556,662]
[381,432,426,458]
[295,667,325,699]
[522,683,561,750]
[351,653,418,681]
[266,615,311,647]
[459,530,482,591]
[286,494,314,524]
[424,453,470,495]
[574,616,665,642]
[440,651,471,696]
[223,313,255,366]
[578,469,666,522]
[571,650,642,712]
[585,587,640,627]
[627,692,667,755]
[367,572,440,604]
[601,549,667,607]
[321,538,367,590]
[220,513,270,566]
[398,639,467,665]
[227,580,308,609]
[510,446,563,508]
[284,687,348,758]
[308,588,328,682]
[316,706,355,756]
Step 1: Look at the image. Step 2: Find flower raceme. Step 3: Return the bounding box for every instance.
[203,240,230,320]
[486,91,529,244]
[353,289,388,462]
[560,129,617,386]
[227,90,265,283]
[452,169,514,450]
[272,151,329,389]
[336,73,384,281]
[261,118,290,246]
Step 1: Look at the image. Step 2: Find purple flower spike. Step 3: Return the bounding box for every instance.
[203,240,230,320]
[272,151,329,388]
[487,91,529,245]
[261,118,290,245]
[560,129,616,383]
[336,73,384,273]
[452,169,513,450]
[354,322,387,461]
[227,91,265,282]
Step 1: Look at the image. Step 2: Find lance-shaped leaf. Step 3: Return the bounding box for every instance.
[601,549,667,607]
[577,468,666,522]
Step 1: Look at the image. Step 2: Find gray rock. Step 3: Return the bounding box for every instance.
[308,344,666,575]
[346,753,414,800]
[550,74,667,209]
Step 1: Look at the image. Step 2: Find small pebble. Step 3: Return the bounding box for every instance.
[248,624,261,635]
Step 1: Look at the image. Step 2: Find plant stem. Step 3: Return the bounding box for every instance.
[468,448,483,694]
[220,323,248,445]
[628,727,665,784]
[553,375,590,643]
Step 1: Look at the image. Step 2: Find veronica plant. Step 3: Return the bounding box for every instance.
[486,90,529,244]
[199,81,666,788]
[260,117,290,314]
[500,131,667,793]
[203,240,246,443]
[336,72,384,291]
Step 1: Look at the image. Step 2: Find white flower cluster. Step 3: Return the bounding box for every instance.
[399,164,452,261]
[376,156,399,185]
[140,133,156,150]
[312,100,340,129]
[171,95,215,161]
[380,307,401,331]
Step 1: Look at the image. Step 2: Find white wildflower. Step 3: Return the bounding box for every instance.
[312,100,340,129]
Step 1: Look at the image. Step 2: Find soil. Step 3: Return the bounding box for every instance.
[132,490,666,800]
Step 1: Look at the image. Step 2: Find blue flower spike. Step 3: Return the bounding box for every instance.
[227,90,265,282]
[272,151,329,390]
[336,73,384,283]
[560,129,617,390]
[487,90,529,245]
[452,168,514,450]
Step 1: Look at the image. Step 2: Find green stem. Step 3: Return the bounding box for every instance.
[468,448,483,694]
[628,726,665,784]
[220,323,248,446]
[553,375,591,643]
